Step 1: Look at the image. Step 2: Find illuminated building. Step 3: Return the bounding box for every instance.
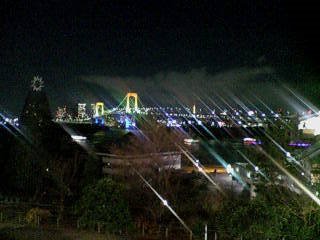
[192,104,196,115]
[55,106,67,121]
[89,104,95,117]
[299,114,320,135]
[77,103,87,120]
[98,151,181,175]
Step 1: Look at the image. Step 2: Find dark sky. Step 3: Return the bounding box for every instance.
[1,1,320,114]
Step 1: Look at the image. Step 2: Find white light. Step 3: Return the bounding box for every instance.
[195,159,200,168]
[162,200,168,206]
[226,164,232,174]
[286,152,291,158]
[248,110,254,116]
[71,135,87,141]
[301,172,305,176]
[299,115,320,136]
[254,166,259,172]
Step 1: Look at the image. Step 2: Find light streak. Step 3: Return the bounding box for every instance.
[133,169,193,236]
[199,141,248,188]
[263,132,306,174]
[284,86,319,114]
[258,147,320,206]
[178,145,225,195]
[237,150,269,181]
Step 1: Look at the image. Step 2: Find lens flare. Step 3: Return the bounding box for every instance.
[133,169,193,236]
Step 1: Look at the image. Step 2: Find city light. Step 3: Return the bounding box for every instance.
[3,3,320,239]
[71,135,87,141]
[226,164,233,174]
[299,115,320,136]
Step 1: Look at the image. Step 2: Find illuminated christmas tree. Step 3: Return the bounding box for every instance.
[20,76,52,132]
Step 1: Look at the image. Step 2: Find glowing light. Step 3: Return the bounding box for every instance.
[247,110,254,116]
[31,76,44,92]
[259,147,320,206]
[125,92,138,113]
[243,137,261,145]
[178,145,224,194]
[95,102,105,117]
[71,135,87,142]
[237,150,269,181]
[299,115,320,135]
[184,138,200,145]
[134,169,193,236]
[264,132,303,168]
[226,164,232,174]
[288,141,311,148]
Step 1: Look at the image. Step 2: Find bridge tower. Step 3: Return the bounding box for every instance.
[95,102,105,117]
[125,93,138,113]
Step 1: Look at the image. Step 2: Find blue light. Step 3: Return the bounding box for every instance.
[125,117,131,129]
[93,117,105,126]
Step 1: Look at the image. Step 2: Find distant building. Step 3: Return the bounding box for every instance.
[55,106,67,121]
[89,104,95,118]
[77,103,87,120]
[97,151,182,175]
[299,115,320,136]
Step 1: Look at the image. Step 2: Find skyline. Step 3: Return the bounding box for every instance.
[2,1,320,114]
[0,68,316,117]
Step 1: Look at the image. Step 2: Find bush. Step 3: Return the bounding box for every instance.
[75,178,132,233]
[26,208,52,225]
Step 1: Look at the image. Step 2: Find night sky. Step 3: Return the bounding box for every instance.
[1,1,320,114]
